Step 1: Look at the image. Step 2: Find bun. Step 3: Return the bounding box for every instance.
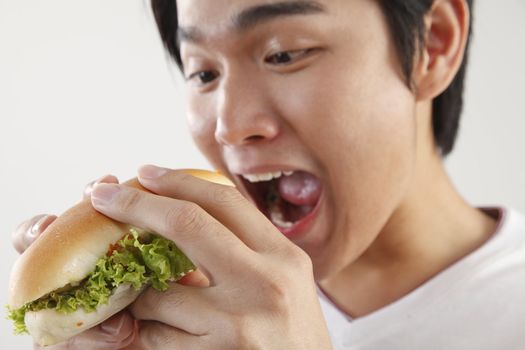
[8,169,232,346]
[25,284,144,346]
[9,199,130,310]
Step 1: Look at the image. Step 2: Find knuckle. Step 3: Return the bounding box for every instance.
[138,290,164,315]
[210,186,245,208]
[254,275,295,327]
[260,274,289,304]
[173,171,195,185]
[165,287,189,309]
[141,322,172,349]
[247,264,290,309]
[249,250,313,311]
[136,295,165,325]
[141,287,187,315]
[165,202,205,236]
[287,245,313,272]
[220,314,251,348]
[261,238,290,257]
[119,190,143,213]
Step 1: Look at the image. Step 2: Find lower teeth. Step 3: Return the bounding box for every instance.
[265,179,295,229]
[269,203,294,229]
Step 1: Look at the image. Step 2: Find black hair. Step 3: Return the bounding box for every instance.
[378,1,474,156]
[150,0,474,156]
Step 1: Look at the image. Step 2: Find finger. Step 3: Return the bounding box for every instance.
[12,214,57,254]
[83,174,119,200]
[33,310,137,350]
[90,184,251,283]
[178,269,210,287]
[137,166,288,254]
[135,321,206,350]
[130,283,214,335]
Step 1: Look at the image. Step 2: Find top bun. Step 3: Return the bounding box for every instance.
[8,169,233,309]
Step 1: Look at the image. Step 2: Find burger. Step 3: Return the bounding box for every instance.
[7,170,232,346]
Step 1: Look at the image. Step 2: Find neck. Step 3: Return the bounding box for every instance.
[319,102,497,318]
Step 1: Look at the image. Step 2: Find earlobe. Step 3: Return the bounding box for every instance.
[414,0,469,101]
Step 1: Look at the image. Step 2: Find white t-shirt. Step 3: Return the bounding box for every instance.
[318,208,525,350]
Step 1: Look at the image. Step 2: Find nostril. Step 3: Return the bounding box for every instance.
[244,135,266,143]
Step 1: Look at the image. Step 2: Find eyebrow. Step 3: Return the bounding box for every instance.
[177,1,326,45]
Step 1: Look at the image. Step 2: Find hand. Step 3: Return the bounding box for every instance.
[90,165,333,349]
[11,175,138,350]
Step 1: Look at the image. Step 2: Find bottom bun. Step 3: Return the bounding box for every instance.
[25,284,143,346]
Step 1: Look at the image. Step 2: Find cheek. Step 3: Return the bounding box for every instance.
[186,96,224,170]
[271,46,417,259]
[271,55,416,178]
[275,0,417,203]
[331,82,416,268]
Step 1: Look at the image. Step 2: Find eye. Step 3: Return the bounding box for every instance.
[265,49,313,65]
[187,70,219,86]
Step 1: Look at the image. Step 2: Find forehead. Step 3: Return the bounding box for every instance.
[177,0,331,30]
[176,0,391,58]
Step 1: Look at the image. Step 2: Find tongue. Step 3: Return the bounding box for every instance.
[278,171,322,206]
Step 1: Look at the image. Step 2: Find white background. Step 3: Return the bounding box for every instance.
[1,1,524,348]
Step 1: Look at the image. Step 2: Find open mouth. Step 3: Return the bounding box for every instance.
[239,171,323,234]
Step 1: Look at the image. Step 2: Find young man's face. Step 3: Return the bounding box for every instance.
[178,0,418,279]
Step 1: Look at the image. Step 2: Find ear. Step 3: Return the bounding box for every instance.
[413,0,470,101]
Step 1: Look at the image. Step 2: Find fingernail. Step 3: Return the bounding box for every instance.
[91,184,120,206]
[138,164,167,179]
[29,215,48,238]
[84,174,117,199]
[100,313,126,335]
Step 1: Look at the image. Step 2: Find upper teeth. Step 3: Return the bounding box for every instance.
[242,171,294,183]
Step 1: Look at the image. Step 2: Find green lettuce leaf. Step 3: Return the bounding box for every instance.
[7,228,194,334]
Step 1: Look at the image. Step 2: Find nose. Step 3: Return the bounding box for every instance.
[214,72,280,146]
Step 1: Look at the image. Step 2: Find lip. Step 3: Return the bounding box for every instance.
[233,167,323,240]
[277,189,323,239]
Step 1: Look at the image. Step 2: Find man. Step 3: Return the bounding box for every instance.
[13,0,525,349]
